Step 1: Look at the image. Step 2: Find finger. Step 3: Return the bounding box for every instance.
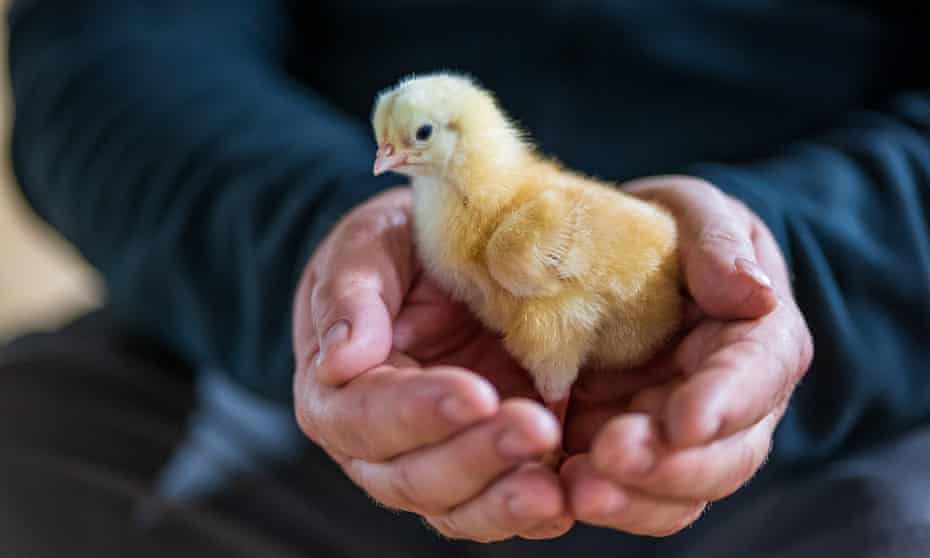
[665,304,812,447]
[563,404,621,455]
[590,413,774,502]
[426,463,569,543]
[293,264,319,364]
[661,205,812,447]
[753,214,805,303]
[310,281,394,387]
[562,455,706,537]
[626,380,682,416]
[343,399,559,514]
[625,176,777,320]
[297,365,499,462]
[306,203,417,387]
[565,354,682,453]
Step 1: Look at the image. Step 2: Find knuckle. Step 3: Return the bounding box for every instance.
[698,224,743,252]
[309,281,338,326]
[338,217,382,247]
[326,394,379,461]
[312,280,375,324]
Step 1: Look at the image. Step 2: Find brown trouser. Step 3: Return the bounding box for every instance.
[2,312,929,558]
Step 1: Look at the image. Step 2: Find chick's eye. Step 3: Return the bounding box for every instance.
[415,124,433,142]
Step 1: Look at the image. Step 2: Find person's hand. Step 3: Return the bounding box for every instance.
[292,188,573,543]
[560,176,814,536]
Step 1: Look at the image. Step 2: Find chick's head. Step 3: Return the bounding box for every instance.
[371,72,526,181]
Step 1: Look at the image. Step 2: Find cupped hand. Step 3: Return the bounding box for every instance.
[560,176,814,536]
[292,188,572,543]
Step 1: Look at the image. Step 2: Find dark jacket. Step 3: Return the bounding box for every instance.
[9,0,930,468]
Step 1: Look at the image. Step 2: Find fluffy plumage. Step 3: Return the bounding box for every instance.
[372,73,682,429]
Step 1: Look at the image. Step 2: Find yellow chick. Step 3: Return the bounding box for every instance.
[371,73,682,432]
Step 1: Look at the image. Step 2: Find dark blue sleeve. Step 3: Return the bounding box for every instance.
[692,91,930,468]
[9,0,394,401]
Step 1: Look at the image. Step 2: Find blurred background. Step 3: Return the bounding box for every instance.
[0,6,103,342]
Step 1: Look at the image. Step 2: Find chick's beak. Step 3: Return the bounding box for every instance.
[373,144,408,176]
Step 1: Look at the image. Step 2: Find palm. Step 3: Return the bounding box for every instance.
[296,181,801,540]
[393,267,709,459]
[370,181,785,462]
[392,271,537,402]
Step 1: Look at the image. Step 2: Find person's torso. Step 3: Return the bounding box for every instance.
[293,0,924,179]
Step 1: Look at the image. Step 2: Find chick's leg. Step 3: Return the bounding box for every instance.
[531,361,579,468]
[504,308,592,467]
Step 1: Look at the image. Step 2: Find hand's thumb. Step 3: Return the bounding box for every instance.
[685,222,777,320]
[624,177,777,321]
[310,280,395,386]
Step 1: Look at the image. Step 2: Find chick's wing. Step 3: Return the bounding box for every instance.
[485,188,590,298]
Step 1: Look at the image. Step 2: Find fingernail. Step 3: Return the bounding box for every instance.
[319,321,349,363]
[735,257,773,289]
[439,395,483,424]
[498,429,538,459]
